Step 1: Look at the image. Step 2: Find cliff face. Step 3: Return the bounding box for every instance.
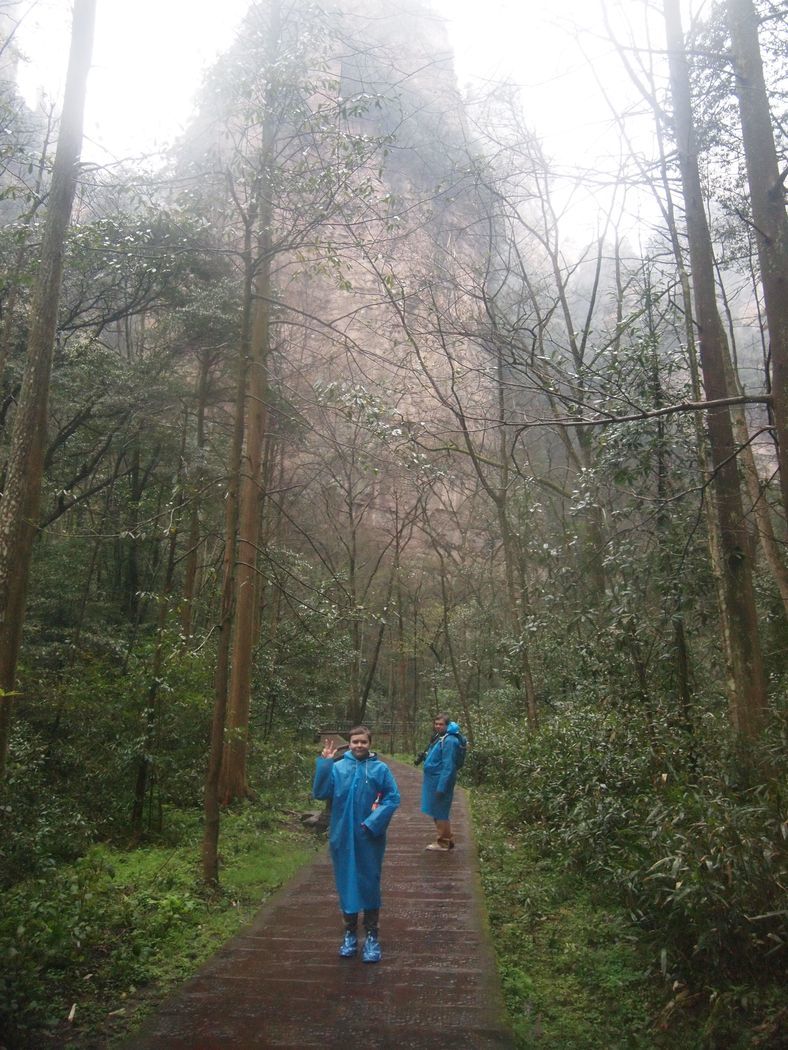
[176,0,478,370]
[182,0,467,200]
[334,0,458,121]
[173,0,487,549]
[335,0,466,192]
[302,0,482,441]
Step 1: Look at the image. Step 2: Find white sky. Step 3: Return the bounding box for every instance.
[14,0,643,167]
[16,0,254,162]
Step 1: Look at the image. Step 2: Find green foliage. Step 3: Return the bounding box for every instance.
[2,643,212,885]
[0,727,94,885]
[250,579,354,737]
[247,732,315,792]
[473,790,658,1049]
[468,704,787,1044]
[1,2,786,1045]
[0,796,317,1049]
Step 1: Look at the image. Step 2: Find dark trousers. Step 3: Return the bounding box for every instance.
[343,909,379,935]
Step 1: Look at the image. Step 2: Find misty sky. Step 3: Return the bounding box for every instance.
[14,0,635,166]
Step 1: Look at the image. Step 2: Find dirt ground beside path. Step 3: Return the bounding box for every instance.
[124,758,515,1049]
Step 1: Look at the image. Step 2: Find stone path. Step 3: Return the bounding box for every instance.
[125,758,515,1049]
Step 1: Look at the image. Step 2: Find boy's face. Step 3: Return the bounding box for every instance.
[349,732,371,758]
[433,717,447,734]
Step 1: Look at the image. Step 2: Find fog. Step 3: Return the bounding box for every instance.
[15,0,637,171]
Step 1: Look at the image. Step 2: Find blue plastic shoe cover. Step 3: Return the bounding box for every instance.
[362,933,381,963]
[339,931,358,957]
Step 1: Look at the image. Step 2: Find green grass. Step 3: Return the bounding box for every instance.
[0,798,319,1049]
[471,788,680,1050]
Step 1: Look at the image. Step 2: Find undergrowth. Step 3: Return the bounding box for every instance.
[0,797,318,1049]
[468,702,787,1049]
[473,788,662,1049]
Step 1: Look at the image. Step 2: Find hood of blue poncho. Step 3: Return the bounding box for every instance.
[445,721,461,736]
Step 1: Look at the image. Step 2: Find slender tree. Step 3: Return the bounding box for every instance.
[217,0,280,803]
[663,0,767,738]
[0,0,97,781]
[726,0,788,522]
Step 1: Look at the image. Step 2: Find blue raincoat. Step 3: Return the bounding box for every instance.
[313,751,400,914]
[421,721,462,821]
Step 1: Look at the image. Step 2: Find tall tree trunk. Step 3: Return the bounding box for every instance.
[712,242,788,609]
[345,483,363,724]
[721,319,788,614]
[649,290,697,743]
[252,434,275,646]
[216,0,281,805]
[130,504,180,841]
[649,67,740,717]
[0,0,96,782]
[727,0,788,523]
[394,530,409,733]
[202,157,263,880]
[124,445,142,619]
[181,350,212,641]
[664,0,767,739]
[357,576,393,725]
[130,415,189,839]
[435,548,474,743]
[411,598,420,749]
[495,348,538,728]
[619,39,742,703]
[496,499,538,728]
[202,288,251,884]
[219,260,271,802]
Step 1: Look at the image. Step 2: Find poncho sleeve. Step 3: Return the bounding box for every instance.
[361,765,400,837]
[312,756,335,800]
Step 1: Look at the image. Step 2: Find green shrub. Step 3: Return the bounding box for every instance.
[0,850,119,1035]
[468,703,787,985]
[629,777,786,978]
[0,727,95,886]
[1,647,214,887]
[0,800,316,1048]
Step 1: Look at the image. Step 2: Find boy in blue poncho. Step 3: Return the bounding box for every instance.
[420,713,462,851]
[313,725,400,963]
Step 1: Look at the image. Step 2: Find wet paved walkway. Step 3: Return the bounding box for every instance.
[125,758,515,1049]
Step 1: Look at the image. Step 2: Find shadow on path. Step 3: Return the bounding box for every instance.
[124,759,515,1049]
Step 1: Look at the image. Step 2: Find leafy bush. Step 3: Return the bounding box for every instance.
[0,801,316,1048]
[0,850,121,1037]
[472,790,657,1048]
[631,781,785,976]
[0,727,95,886]
[468,702,787,986]
[248,734,313,794]
[1,644,216,885]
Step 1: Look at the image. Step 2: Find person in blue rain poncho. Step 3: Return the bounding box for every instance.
[313,726,400,963]
[420,713,463,851]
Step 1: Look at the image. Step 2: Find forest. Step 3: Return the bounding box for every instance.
[0,0,785,1046]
